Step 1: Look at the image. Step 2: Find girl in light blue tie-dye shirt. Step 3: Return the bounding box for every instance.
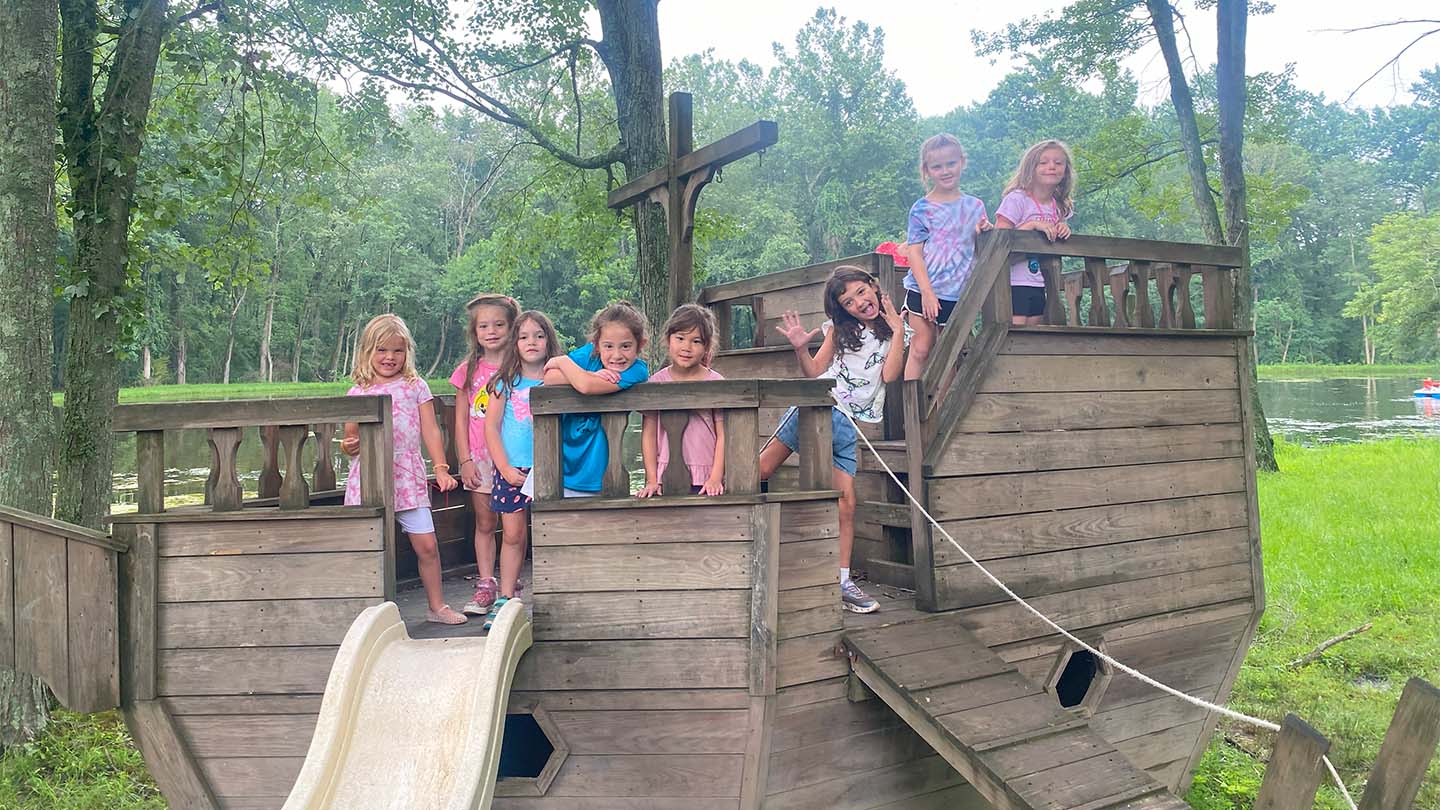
[903,133,991,380]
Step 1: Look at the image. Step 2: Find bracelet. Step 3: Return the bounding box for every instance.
[433,463,451,472]
[458,459,474,469]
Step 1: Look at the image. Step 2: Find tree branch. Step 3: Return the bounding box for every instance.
[1344,26,1440,104]
[168,0,220,29]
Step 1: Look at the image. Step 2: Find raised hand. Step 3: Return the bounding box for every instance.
[880,293,905,333]
[775,310,821,349]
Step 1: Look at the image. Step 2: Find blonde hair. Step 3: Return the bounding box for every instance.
[1003,140,1076,218]
[918,133,967,189]
[662,303,720,366]
[589,301,649,348]
[459,293,520,394]
[351,314,419,386]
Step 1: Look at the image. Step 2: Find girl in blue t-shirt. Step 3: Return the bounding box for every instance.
[903,133,991,380]
[483,309,562,628]
[543,302,651,496]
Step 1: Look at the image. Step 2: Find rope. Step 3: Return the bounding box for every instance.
[836,404,1359,808]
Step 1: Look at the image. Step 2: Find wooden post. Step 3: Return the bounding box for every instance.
[748,503,779,696]
[1108,263,1131,328]
[659,410,693,497]
[532,414,563,502]
[118,522,158,703]
[205,427,243,511]
[1040,256,1065,325]
[714,302,733,351]
[724,408,760,495]
[796,405,832,491]
[258,424,282,499]
[1130,260,1155,328]
[902,380,936,611]
[356,412,394,599]
[312,422,337,491]
[1358,678,1440,810]
[1154,264,1179,328]
[600,412,629,497]
[277,424,310,510]
[135,431,165,515]
[985,264,1013,326]
[1176,263,1198,329]
[1083,257,1110,326]
[1063,271,1085,326]
[1255,714,1330,810]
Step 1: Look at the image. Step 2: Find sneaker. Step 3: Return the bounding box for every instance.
[841,580,879,614]
[482,596,511,632]
[463,577,498,616]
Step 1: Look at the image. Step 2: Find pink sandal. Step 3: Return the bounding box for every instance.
[426,604,468,625]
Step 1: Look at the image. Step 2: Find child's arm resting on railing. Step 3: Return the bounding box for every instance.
[776,310,834,379]
[485,400,527,487]
[418,401,458,491]
[341,422,360,457]
[543,356,622,395]
[700,413,726,496]
[637,412,662,498]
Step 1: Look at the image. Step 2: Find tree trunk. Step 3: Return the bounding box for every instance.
[0,0,61,744]
[222,291,243,385]
[425,313,448,377]
[1216,0,1277,471]
[54,0,170,529]
[291,301,306,382]
[142,344,152,380]
[328,302,347,381]
[595,0,669,335]
[259,281,276,382]
[1146,0,1225,245]
[175,322,187,384]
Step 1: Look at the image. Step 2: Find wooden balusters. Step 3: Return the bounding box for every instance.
[276,425,310,510]
[206,428,243,511]
[1063,272,1085,326]
[1200,265,1235,329]
[659,411,694,497]
[1130,261,1155,328]
[1039,256,1064,325]
[1108,263,1131,328]
[724,408,759,495]
[600,413,630,497]
[532,414,563,502]
[135,430,165,515]
[751,296,766,348]
[1083,257,1110,327]
[1153,263,1180,328]
[312,423,337,492]
[258,425,282,499]
[1176,263,1198,329]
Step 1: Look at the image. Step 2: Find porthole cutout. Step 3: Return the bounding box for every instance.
[1045,642,1113,715]
[494,706,568,796]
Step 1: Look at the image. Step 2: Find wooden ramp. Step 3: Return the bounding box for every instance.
[843,614,1190,810]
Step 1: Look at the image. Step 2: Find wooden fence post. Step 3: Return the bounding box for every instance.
[1255,713,1331,810]
[1359,678,1440,810]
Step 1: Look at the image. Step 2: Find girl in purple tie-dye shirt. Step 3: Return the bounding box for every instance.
[903,134,991,380]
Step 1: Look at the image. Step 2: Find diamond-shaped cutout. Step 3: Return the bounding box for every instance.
[1046,642,1113,715]
[494,704,568,796]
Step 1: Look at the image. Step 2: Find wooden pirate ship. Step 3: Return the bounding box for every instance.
[1,228,1275,809]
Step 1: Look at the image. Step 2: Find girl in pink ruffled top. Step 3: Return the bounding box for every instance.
[637,304,727,497]
[341,314,463,624]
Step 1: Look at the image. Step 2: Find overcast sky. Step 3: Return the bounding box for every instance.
[650,1,1438,116]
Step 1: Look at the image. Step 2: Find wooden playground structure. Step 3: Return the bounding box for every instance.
[1,230,1437,809]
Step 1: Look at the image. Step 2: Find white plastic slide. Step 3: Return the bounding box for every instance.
[283,599,532,810]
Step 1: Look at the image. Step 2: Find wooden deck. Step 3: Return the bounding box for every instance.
[844,614,1189,810]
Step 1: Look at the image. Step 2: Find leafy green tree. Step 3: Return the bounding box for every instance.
[1364,211,1440,360]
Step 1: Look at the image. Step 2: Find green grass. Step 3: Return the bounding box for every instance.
[3,440,1437,807]
[0,711,164,809]
[1258,363,1434,381]
[1186,438,1440,809]
[51,379,458,407]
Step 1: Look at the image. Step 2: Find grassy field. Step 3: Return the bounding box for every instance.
[2,439,1437,807]
[1185,438,1440,809]
[51,378,459,407]
[1257,363,1434,381]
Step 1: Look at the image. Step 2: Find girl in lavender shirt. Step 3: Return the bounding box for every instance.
[995,140,1076,326]
[637,304,726,497]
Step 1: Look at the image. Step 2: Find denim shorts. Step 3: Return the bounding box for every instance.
[774,406,858,477]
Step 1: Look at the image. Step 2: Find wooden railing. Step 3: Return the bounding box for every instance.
[697,252,903,350]
[528,379,836,502]
[0,505,123,712]
[111,396,394,514]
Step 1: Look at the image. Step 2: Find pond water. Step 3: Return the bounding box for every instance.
[110,377,1438,507]
[1259,376,1440,445]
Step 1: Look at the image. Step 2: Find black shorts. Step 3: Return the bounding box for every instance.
[1011,286,1047,317]
[904,289,959,325]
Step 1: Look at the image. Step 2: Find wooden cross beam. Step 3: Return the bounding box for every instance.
[607,92,778,309]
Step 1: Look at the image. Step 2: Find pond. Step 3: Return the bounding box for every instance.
[110,376,1438,508]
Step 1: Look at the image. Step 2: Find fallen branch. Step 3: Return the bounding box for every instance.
[1287,622,1373,670]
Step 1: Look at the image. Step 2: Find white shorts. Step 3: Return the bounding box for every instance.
[396,506,435,535]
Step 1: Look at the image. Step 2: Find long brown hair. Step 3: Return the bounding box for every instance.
[459,293,520,394]
[351,314,418,386]
[823,266,891,355]
[661,303,720,367]
[588,300,650,348]
[487,310,562,399]
[1003,139,1076,218]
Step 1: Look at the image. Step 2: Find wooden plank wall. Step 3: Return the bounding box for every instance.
[130,512,388,810]
[921,331,1262,793]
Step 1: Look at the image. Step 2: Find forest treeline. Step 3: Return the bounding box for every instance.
[64,8,1440,389]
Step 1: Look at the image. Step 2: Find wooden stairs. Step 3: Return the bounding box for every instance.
[843,613,1190,810]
